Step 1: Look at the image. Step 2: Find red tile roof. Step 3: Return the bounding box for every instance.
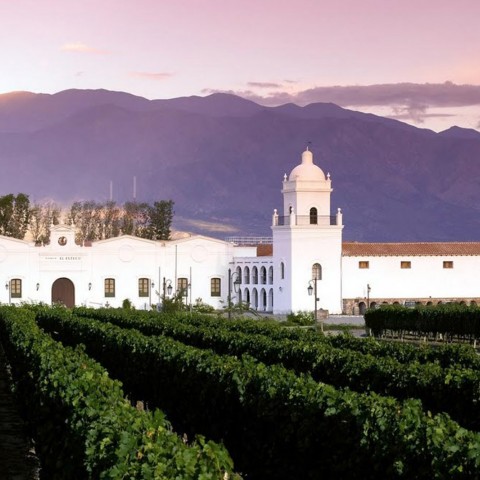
[257,244,273,256]
[342,242,480,257]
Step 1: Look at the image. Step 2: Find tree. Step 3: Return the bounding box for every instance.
[0,193,31,239]
[121,200,173,239]
[29,201,60,245]
[121,201,150,237]
[69,201,102,245]
[66,198,174,243]
[99,201,121,239]
[149,200,174,240]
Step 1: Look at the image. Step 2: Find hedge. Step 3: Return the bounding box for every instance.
[365,304,480,341]
[67,307,480,430]
[73,307,480,369]
[36,306,480,479]
[0,306,238,479]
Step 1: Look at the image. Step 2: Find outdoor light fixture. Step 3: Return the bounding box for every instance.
[88,282,92,291]
[307,278,322,332]
[162,278,173,298]
[227,268,241,320]
[36,283,40,291]
[5,282,8,290]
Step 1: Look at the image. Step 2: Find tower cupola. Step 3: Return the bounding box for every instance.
[288,146,327,182]
[281,146,332,217]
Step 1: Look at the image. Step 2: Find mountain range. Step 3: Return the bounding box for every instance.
[0,88,479,242]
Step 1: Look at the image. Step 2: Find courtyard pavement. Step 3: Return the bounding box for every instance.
[324,315,365,326]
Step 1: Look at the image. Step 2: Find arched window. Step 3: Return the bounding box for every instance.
[280,262,285,280]
[252,266,258,284]
[252,288,258,310]
[261,288,267,311]
[236,266,242,284]
[138,278,150,297]
[10,279,22,298]
[312,263,322,280]
[244,266,250,284]
[268,266,273,284]
[260,266,267,284]
[309,207,318,225]
[104,278,115,297]
[211,278,221,297]
[177,277,188,297]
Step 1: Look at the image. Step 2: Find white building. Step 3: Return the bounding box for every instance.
[1,147,479,314]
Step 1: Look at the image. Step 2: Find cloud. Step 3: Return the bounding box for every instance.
[215,82,480,125]
[60,42,109,54]
[247,81,282,89]
[292,82,480,109]
[179,217,239,233]
[130,72,173,81]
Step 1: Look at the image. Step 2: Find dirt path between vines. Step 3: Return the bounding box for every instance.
[0,343,40,479]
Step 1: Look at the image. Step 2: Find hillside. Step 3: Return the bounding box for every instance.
[0,89,479,241]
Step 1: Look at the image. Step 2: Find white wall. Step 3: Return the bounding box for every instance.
[0,230,235,310]
[273,225,344,314]
[342,255,480,301]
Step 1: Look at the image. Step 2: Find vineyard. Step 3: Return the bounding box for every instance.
[1,305,480,479]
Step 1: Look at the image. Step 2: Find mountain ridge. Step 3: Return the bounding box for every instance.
[0,88,478,242]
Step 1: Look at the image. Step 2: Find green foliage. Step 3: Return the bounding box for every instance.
[0,193,30,238]
[71,307,480,430]
[220,299,257,319]
[148,200,174,240]
[67,199,174,244]
[192,298,215,314]
[29,201,60,244]
[36,307,480,478]
[122,298,133,310]
[0,306,238,479]
[365,303,480,341]
[162,289,189,314]
[286,310,315,326]
[122,200,174,240]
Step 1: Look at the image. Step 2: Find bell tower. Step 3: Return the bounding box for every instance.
[272,147,344,315]
[282,146,332,218]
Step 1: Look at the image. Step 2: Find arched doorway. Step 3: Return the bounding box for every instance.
[52,278,75,307]
[252,288,258,310]
[358,301,367,315]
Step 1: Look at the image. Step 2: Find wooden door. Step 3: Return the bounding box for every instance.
[51,278,75,308]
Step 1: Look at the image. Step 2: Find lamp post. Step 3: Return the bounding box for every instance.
[228,268,241,320]
[367,284,371,309]
[5,281,10,305]
[150,281,155,308]
[308,278,321,332]
[187,281,192,314]
[162,277,173,310]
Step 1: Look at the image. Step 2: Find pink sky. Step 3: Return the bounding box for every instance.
[1,0,479,131]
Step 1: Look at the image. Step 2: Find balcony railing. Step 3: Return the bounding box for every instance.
[274,215,337,226]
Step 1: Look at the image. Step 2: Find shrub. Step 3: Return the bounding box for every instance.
[286,310,315,326]
[122,298,133,310]
[192,298,215,314]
